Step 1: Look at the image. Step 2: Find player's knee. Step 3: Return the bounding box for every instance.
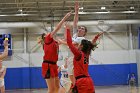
[48,86,55,93]
[55,77,60,90]
[55,84,60,91]
[48,88,55,93]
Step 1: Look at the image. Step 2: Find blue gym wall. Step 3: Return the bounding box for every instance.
[5,63,137,90]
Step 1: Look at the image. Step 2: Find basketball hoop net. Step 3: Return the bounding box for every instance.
[97,20,112,32]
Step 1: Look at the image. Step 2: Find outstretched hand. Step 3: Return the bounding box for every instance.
[92,32,104,45]
[64,11,72,20]
[3,40,8,47]
[64,21,71,29]
[97,32,104,36]
[75,1,79,12]
[50,11,72,37]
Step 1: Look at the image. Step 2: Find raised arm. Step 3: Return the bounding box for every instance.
[0,40,8,60]
[50,11,72,38]
[0,67,6,78]
[92,32,104,45]
[73,1,79,29]
[66,25,81,56]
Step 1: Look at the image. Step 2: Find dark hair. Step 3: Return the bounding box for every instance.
[81,39,93,54]
[131,73,135,75]
[41,33,46,41]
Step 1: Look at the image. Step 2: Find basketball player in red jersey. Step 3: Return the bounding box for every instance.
[58,2,88,91]
[41,11,72,93]
[65,23,103,93]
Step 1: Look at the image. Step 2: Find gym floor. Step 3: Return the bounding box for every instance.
[5,85,139,93]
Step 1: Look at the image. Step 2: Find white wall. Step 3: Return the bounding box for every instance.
[90,50,136,65]
[0,24,140,84]
[0,24,138,52]
[2,50,137,68]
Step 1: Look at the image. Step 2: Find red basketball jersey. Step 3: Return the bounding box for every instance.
[43,33,59,62]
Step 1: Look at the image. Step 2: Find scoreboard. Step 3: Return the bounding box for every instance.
[0,34,12,56]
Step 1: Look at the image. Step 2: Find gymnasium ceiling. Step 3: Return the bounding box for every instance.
[0,0,140,22]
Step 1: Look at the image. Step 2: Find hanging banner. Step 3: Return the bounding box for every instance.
[0,34,12,56]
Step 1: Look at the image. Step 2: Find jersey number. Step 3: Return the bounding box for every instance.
[84,56,88,64]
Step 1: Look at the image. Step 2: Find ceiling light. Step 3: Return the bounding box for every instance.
[78,11,110,14]
[0,14,34,17]
[122,11,137,13]
[101,7,106,10]
[18,9,22,12]
[77,11,138,14]
[79,7,84,10]
[0,15,7,17]
[15,14,30,16]
[130,6,134,10]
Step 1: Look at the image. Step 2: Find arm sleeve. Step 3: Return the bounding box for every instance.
[44,33,53,44]
[66,28,81,57]
[92,34,101,44]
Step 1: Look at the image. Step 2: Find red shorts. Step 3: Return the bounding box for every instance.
[42,63,58,79]
[76,77,95,93]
